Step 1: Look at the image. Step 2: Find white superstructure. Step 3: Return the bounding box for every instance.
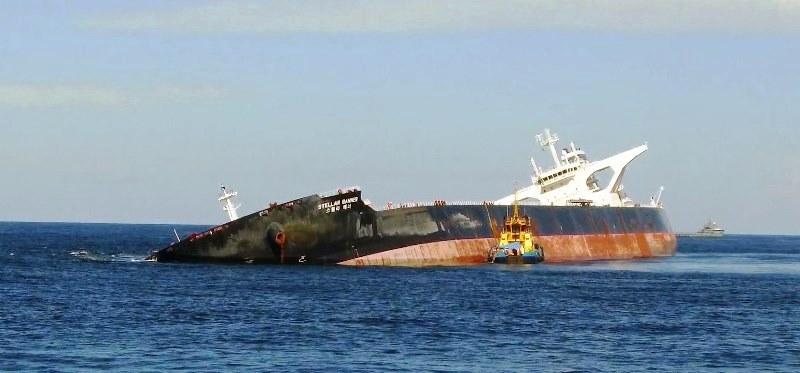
[697,220,725,236]
[218,184,241,221]
[496,129,662,208]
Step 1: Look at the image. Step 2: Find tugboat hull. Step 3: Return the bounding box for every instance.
[493,256,542,265]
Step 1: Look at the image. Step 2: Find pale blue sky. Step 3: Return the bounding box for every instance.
[1,1,799,234]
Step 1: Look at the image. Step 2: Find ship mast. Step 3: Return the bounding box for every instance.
[218,184,241,222]
[536,128,562,167]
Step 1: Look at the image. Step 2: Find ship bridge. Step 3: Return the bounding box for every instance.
[496,128,662,208]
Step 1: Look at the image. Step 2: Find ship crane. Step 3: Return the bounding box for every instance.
[218,184,241,222]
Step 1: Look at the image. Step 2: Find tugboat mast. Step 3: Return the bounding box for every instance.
[218,184,241,222]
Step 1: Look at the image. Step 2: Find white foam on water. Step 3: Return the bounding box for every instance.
[69,249,147,263]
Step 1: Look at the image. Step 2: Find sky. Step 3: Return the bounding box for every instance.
[1,1,799,234]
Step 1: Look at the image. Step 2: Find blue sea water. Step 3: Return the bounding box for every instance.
[1,222,798,372]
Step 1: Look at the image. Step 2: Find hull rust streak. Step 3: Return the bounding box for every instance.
[338,233,676,266]
[339,238,496,267]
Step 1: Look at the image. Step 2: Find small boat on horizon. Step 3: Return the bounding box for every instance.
[684,220,725,238]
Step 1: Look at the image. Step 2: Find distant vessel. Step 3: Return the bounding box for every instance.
[147,128,676,265]
[686,220,725,238]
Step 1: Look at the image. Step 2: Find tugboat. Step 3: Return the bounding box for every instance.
[489,197,544,264]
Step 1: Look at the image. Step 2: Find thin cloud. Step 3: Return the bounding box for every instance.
[152,85,226,101]
[0,84,127,108]
[82,0,800,35]
[0,84,226,108]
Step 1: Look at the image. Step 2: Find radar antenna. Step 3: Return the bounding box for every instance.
[536,128,562,167]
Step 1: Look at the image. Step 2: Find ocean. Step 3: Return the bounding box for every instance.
[1,222,798,372]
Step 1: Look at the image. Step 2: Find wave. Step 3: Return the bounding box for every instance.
[544,255,800,276]
[69,249,148,263]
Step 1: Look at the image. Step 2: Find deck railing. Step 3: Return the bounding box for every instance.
[318,186,361,197]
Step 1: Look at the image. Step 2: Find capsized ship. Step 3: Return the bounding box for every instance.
[147,129,676,265]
